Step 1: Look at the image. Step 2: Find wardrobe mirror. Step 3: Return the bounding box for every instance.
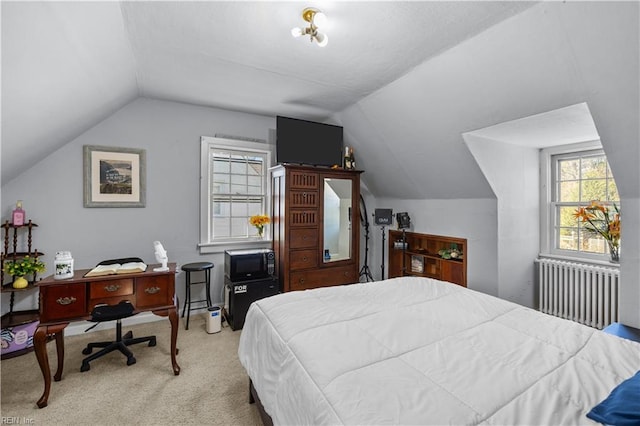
[323,178,352,263]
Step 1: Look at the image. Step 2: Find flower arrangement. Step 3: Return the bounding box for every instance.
[3,255,46,277]
[249,214,270,237]
[573,201,621,261]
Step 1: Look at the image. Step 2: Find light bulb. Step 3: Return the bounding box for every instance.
[313,12,328,28]
[315,32,328,47]
[291,27,303,38]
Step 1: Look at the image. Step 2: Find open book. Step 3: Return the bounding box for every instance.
[84,262,147,277]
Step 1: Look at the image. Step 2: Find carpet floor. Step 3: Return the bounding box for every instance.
[1,313,262,425]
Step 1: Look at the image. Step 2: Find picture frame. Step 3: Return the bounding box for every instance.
[410,255,424,273]
[83,145,146,208]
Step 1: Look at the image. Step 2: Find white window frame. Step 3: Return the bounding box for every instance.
[199,136,273,254]
[540,140,619,263]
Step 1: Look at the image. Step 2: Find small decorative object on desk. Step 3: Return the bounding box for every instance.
[54,251,74,280]
[249,214,270,238]
[3,256,45,288]
[11,200,25,226]
[574,201,621,262]
[153,241,169,272]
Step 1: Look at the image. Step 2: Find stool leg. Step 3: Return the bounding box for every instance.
[184,271,191,330]
[182,271,190,318]
[206,268,212,307]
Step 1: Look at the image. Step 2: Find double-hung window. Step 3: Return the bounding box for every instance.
[200,136,272,251]
[542,143,620,260]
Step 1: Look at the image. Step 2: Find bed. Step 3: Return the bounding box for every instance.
[238,276,640,425]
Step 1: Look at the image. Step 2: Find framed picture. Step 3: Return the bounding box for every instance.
[410,255,424,273]
[83,145,146,208]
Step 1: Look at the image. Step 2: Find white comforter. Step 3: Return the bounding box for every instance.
[238,276,640,425]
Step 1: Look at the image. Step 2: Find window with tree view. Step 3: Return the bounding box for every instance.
[553,149,620,257]
[211,149,267,240]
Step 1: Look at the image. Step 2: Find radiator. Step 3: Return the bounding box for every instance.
[536,258,619,329]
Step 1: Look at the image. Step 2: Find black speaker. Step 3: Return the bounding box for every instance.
[374,209,393,225]
[396,212,411,229]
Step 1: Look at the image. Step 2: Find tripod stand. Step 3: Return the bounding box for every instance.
[380,225,387,280]
[359,220,374,282]
[358,195,374,282]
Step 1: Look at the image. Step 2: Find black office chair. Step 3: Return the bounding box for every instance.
[80,258,157,372]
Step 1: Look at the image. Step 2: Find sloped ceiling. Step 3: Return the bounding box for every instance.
[1,1,535,185]
[2,1,638,201]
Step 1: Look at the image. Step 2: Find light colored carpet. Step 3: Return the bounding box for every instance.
[1,313,262,425]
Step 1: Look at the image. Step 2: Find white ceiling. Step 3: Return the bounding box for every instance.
[1,1,535,184]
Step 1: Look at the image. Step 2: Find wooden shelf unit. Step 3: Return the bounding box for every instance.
[1,220,43,359]
[388,230,467,287]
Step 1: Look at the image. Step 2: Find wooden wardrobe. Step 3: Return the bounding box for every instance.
[271,164,362,292]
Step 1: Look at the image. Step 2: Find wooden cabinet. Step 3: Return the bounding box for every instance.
[388,230,467,287]
[272,164,362,292]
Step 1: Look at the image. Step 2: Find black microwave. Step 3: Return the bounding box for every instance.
[225,249,275,282]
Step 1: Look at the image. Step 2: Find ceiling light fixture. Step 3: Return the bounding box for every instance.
[291,7,328,47]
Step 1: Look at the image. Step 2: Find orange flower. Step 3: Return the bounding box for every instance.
[574,201,621,252]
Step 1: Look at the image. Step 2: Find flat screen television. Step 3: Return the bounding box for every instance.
[276,116,343,167]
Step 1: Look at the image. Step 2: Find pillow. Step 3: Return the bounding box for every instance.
[587,371,640,425]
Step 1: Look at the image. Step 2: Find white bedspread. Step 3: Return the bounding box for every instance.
[238,276,640,425]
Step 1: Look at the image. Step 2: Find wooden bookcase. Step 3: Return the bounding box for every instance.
[388,230,467,287]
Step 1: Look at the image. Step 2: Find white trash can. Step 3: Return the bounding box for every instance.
[206,306,221,334]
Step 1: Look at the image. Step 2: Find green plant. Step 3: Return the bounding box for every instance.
[438,244,462,260]
[3,256,46,277]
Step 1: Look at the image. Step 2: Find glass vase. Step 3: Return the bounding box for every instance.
[609,245,620,263]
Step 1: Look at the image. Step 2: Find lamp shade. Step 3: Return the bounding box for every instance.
[291,27,303,38]
[315,32,328,47]
[313,12,328,28]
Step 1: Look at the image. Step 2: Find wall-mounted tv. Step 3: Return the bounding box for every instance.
[276,116,343,167]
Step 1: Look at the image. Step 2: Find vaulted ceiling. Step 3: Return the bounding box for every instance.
[2,1,638,201]
[2,1,535,184]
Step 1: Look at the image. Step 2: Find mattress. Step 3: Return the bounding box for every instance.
[238,276,640,425]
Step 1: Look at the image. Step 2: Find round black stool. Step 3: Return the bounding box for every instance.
[181,262,214,330]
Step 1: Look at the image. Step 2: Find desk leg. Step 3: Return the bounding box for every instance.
[34,323,67,408]
[53,328,65,381]
[154,307,181,375]
[168,307,181,375]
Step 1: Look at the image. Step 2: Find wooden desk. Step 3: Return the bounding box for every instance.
[34,263,180,408]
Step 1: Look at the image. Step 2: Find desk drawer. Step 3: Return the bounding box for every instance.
[89,279,133,299]
[136,275,172,308]
[40,284,87,322]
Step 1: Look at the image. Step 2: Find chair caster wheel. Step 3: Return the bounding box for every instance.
[127,356,136,366]
[80,363,90,372]
[82,347,92,355]
[149,338,157,347]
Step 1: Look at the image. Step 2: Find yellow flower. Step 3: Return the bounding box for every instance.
[249,214,270,236]
[249,215,270,227]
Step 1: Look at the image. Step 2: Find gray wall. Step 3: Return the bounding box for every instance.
[368,198,499,298]
[1,98,275,316]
